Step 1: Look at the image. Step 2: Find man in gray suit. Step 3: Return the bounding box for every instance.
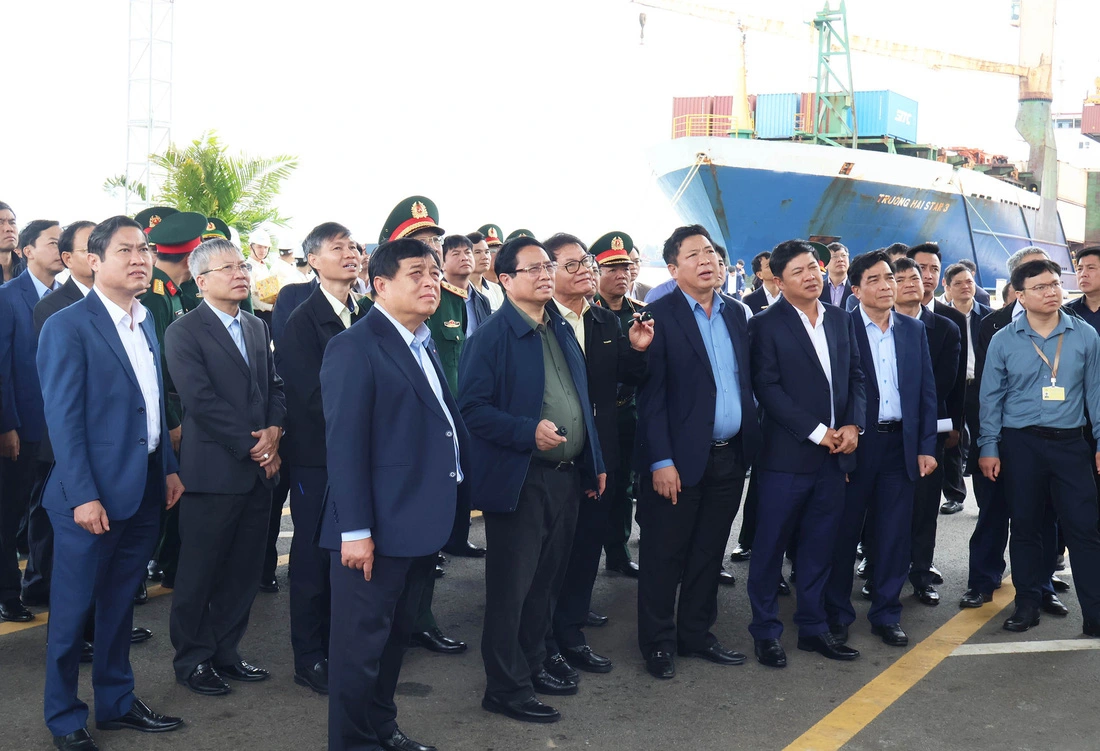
[165,238,286,697]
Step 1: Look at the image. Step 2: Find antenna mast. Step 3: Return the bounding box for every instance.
[124,0,174,214]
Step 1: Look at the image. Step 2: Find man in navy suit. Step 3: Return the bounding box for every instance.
[458,236,604,724]
[746,240,865,668]
[38,216,185,750]
[819,242,852,308]
[320,238,468,751]
[634,225,760,681]
[824,251,938,648]
[0,219,64,621]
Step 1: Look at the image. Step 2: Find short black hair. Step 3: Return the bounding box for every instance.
[943,262,973,286]
[768,239,819,279]
[1010,258,1062,293]
[849,250,893,287]
[714,244,728,263]
[958,258,977,273]
[662,224,713,265]
[907,242,941,260]
[58,221,97,263]
[543,232,588,261]
[87,216,143,260]
[18,220,59,250]
[303,222,351,257]
[0,201,13,216]
[369,238,439,282]
[1076,246,1100,266]
[495,236,546,276]
[466,230,485,245]
[751,250,771,275]
[884,242,910,258]
[442,234,472,259]
[827,241,849,255]
[1001,283,1011,304]
[892,256,920,275]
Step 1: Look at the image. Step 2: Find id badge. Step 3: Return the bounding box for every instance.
[1042,386,1065,401]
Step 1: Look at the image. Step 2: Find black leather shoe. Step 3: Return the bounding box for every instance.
[1003,606,1041,632]
[777,577,791,596]
[719,567,736,586]
[860,582,872,600]
[959,589,992,608]
[915,585,940,606]
[606,559,639,578]
[1051,575,1070,593]
[939,500,964,515]
[828,623,849,643]
[1042,592,1069,616]
[788,567,797,584]
[531,668,578,695]
[80,641,94,664]
[443,541,486,558]
[930,565,944,585]
[678,642,746,666]
[1055,554,1066,572]
[410,628,467,654]
[871,622,909,647]
[797,632,860,661]
[215,660,269,682]
[97,698,183,732]
[258,577,279,593]
[754,638,787,668]
[563,644,613,673]
[585,611,608,628]
[856,558,868,579]
[381,727,437,751]
[130,627,153,644]
[53,728,98,750]
[856,542,864,560]
[146,560,163,582]
[543,653,579,682]
[180,662,231,696]
[0,598,34,622]
[729,545,751,562]
[294,659,328,695]
[481,694,560,723]
[133,581,147,605]
[437,552,446,565]
[433,564,445,579]
[1084,619,1100,638]
[645,651,675,679]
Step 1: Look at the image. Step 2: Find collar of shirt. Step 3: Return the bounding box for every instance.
[1011,300,1026,321]
[859,304,894,333]
[72,278,91,297]
[553,297,589,323]
[94,287,148,328]
[793,298,827,330]
[764,287,781,306]
[375,302,433,349]
[1012,308,1074,338]
[923,300,936,317]
[829,277,848,291]
[679,287,723,316]
[508,297,547,331]
[204,299,245,332]
[320,284,358,327]
[29,272,60,300]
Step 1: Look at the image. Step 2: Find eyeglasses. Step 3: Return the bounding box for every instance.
[1024,280,1062,295]
[421,236,443,248]
[200,262,253,276]
[508,262,558,278]
[561,256,596,274]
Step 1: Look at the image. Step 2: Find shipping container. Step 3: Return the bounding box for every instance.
[849,90,919,143]
[1083,103,1100,138]
[755,93,800,139]
[672,96,713,139]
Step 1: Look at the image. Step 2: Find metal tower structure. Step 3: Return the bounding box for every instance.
[124,0,174,214]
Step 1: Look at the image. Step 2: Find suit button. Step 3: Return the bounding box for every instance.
[449,472,456,478]
[138,407,145,414]
[446,431,453,438]
[139,438,147,445]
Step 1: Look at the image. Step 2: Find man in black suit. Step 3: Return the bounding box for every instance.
[277,222,369,696]
[741,250,780,316]
[939,263,992,515]
[634,225,760,680]
[819,242,852,308]
[890,257,959,606]
[321,238,469,751]
[747,240,865,668]
[543,233,649,679]
[165,238,287,696]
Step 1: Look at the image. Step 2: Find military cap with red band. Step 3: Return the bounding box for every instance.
[379,195,444,245]
[134,206,179,240]
[591,231,634,266]
[478,224,504,247]
[146,211,208,255]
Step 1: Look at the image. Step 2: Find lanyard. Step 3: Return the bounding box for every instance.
[1031,334,1064,386]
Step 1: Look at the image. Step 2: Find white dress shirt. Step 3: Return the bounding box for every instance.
[793,300,835,445]
[72,279,91,297]
[95,288,161,453]
[553,298,589,354]
[320,285,358,330]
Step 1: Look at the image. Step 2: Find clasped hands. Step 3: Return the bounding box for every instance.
[250,426,282,479]
[820,425,859,454]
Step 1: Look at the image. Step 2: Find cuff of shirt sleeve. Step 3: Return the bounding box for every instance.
[650,459,674,472]
[341,529,372,542]
[936,418,954,434]
[978,444,999,459]
[809,424,829,445]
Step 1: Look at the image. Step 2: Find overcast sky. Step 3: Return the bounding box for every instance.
[3,0,1098,251]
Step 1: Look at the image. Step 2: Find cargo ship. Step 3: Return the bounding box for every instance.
[641,0,1100,290]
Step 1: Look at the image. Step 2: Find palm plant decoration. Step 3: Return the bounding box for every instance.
[105,131,298,234]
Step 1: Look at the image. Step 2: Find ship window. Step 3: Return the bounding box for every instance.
[839,162,854,175]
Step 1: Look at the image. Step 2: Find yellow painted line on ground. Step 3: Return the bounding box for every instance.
[784,580,1017,751]
[282,506,290,516]
[0,554,291,638]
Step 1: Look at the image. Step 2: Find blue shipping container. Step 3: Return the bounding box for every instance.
[849,90,919,143]
[755,93,800,139]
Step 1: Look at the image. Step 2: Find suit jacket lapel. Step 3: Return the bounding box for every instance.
[852,312,878,403]
[825,307,844,404]
[669,290,716,384]
[87,292,141,390]
[719,298,752,393]
[18,273,41,314]
[368,310,448,423]
[778,298,827,382]
[199,303,251,379]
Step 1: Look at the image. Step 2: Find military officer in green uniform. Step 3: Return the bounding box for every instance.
[591,232,646,577]
[379,195,470,655]
[505,228,533,243]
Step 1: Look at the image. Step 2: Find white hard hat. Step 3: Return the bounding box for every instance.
[249,228,271,247]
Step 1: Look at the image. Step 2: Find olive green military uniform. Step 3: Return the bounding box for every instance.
[139,266,186,429]
[426,282,469,396]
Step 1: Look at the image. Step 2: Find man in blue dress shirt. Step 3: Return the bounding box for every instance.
[978,258,1100,637]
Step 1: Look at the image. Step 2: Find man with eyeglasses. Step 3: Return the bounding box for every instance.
[978,258,1100,638]
[467,229,505,312]
[165,238,286,696]
[459,236,605,723]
